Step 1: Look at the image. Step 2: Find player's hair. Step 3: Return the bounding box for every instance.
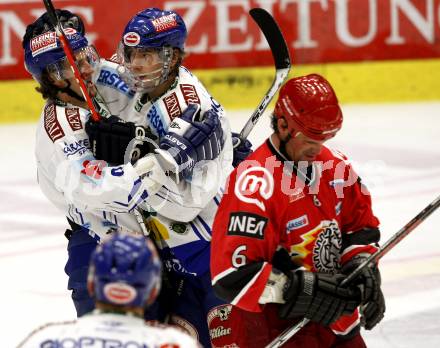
[271,113,279,133]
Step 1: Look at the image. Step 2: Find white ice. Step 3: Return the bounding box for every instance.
[1,102,439,347]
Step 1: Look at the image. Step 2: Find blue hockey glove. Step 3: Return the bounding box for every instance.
[157,104,224,180]
[232,133,253,167]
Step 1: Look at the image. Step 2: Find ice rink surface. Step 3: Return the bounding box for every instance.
[1,102,439,347]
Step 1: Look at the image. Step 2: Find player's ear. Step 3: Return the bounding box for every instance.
[87,280,95,297]
[171,48,183,68]
[277,117,289,134]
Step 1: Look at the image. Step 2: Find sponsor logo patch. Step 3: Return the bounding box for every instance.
[63,139,89,158]
[65,108,82,131]
[123,32,140,46]
[152,14,177,33]
[329,179,345,187]
[44,103,64,142]
[163,92,181,120]
[286,215,309,233]
[208,304,233,325]
[234,167,274,211]
[103,282,136,305]
[146,106,166,137]
[62,27,77,36]
[289,188,305,203]
[81,160,107,179]
[30,31,57,57]
[180,84,200,105]
[227,212,268,239]
[170,222,188,235]
[208,305,234,342]
[97,69,134,97]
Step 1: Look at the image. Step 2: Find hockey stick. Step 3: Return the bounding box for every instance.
[235,8,291,147]
[266,194,440,348]
[42,0,101,122]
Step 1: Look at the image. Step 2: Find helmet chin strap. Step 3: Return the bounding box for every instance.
[58,79,85,103]
[279,133,292,161]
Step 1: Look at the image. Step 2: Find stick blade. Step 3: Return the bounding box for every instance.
[250,8,291,70]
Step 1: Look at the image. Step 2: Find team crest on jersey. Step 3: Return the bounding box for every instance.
[234,167,274,211]
[103,282,137,305]
[289,220,341,273]
[312,220,342,273]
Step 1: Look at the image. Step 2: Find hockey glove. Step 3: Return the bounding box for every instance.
[85,115,157,165]
[342,254,385,330]
[232,133,253,167]
[157,104,224,180]
[279,271,361,327]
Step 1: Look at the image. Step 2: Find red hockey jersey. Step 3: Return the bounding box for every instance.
[211,137,380,337]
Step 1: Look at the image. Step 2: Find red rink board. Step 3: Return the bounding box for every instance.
[1,0,440,80]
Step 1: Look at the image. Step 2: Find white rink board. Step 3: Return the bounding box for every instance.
[0,102,439,347]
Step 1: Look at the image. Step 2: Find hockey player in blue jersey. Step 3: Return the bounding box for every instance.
[85,9,253,346]
[19,233,200,347]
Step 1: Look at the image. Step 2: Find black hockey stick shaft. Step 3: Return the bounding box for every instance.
[266,194,440,348]
[42,0,101,121]
[236,8,291,147]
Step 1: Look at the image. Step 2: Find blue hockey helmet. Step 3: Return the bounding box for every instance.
[22,10,98,83]
[89,233,161,308]
[117,8,187,92]
[23,29,89,82]
[122,8,187,51]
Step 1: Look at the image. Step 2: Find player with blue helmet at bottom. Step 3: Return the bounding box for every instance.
[18,233,200,348]
[89,233,162,310]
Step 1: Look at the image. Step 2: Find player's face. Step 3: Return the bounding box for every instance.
[286,132,325,163]
[49,45,99,98]
[123,47,164,89]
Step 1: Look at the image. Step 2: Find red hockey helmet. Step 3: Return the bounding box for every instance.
[274,74,343,141]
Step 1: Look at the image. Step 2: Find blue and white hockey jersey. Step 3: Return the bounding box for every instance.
[18,312,200,348]
[36,59,233,277]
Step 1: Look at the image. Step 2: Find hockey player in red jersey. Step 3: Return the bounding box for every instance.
[210,74,385,347]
